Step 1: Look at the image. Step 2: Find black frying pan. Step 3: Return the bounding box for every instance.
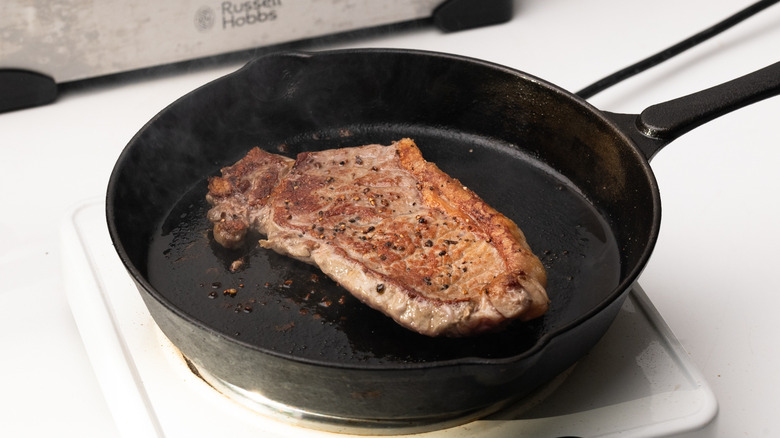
[106,49,780,426]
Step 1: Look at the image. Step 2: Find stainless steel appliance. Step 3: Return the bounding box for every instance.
[0,0,511,112]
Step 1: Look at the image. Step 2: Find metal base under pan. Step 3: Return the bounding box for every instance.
[184,354,574,435]
[63,201,718,438]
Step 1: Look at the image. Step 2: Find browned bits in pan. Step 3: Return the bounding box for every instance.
[229,259,244,272]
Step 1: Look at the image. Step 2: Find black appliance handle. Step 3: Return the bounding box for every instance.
[576,0,780,99]
[605,60,780,160]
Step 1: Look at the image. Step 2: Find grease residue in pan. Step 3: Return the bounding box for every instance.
[146,128,621,365]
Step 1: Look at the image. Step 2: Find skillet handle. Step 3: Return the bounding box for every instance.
[606,60,780,160]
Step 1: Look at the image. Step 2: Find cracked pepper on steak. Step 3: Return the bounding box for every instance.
[206,138,549,337]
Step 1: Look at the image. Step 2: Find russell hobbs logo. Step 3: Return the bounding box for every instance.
[195,1,280,32]
[194,6,216,31]
[221,0,280,29]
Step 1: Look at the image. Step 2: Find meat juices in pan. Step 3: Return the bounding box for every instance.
[206,138,549,337]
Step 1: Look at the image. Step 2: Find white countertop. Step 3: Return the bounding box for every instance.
[2,0,779,436]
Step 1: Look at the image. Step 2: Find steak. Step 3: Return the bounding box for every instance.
[206,139,549,337]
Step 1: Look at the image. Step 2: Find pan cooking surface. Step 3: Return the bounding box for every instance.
[146,125,621,365]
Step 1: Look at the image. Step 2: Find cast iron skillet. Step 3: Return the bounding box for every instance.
[107,49,780,424]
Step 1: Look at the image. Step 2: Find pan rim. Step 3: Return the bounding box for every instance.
[106,47,663,371]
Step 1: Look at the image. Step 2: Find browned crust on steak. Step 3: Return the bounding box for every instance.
[206,147,294,248]
[395,138,548,322]
[206,139,549,336]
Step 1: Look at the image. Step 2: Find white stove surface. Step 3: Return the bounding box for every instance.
[62,201,717,438]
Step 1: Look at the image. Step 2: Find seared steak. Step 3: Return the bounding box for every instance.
[206,147,294,249]
[206,139,548,337]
